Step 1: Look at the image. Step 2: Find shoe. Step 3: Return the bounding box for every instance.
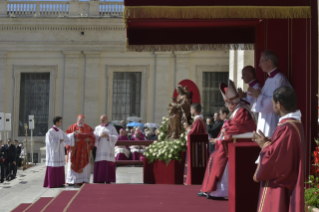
[198,191,207,197]
[206,195,227,200]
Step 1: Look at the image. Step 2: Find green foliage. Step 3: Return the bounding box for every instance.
[144,117,187,165]
[305,175,319,210]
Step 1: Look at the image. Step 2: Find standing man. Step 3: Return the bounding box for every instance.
[253,86,304,212]
[93,115,118,183]
[248,51,291,163]
[66,115,95,185]
[43,116,72,188]
[237,66,261,120]
[183,103,207,185]
[5,139,16,179]
[206,112,224,153]
[14,140,21,176]
[0,140,5,183]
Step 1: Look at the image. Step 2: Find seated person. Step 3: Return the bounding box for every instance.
[198,79,257,200]
[115,129,131,160]
[130,129,146,160]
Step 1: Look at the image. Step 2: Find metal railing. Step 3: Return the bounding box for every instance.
[5,1,124,17]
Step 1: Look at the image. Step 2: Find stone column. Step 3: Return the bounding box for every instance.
[83,51,100,127]
[62,51,81,130]
[154,52,172,123]
[174,52,191,86]
[0,51,7,112]
[229,50,255,90]
[229,50,238,85]
[0,0,7,16]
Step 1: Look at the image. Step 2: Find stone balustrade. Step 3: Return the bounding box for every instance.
[0,1,124,17]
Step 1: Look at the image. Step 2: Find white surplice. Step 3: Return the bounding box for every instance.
[94,125,118,162]
[251,69,291,163]
[115,146,130,158]
[66,132,91,184]
[45,126,72,167]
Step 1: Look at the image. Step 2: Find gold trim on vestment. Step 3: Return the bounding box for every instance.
[258,180,269,212]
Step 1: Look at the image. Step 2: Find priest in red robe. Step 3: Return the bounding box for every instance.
[253,86,304,212]
[198,79,256,199]
[65,115,95,185]
[183,103,207,185]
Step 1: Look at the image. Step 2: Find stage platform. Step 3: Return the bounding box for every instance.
[11,184,228,212]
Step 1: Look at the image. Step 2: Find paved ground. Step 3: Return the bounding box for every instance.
[0,163,143,212]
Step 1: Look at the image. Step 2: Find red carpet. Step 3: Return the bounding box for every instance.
[11,203,31,212]
[24,197,53,212]
[65,184,228,212]
[42,191,78,212]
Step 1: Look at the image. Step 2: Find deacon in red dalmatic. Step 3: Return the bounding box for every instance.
[253,86,304,212]
[183,103,207,185]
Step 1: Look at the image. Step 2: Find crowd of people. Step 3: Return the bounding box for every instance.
[0,139,24,182]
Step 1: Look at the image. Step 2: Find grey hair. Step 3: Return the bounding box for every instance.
[262,51,278,67]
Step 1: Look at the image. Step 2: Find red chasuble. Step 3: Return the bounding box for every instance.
[66,123,95,173]
[183,117,207,185]
[200,107,256,193]
[254,118,304,212]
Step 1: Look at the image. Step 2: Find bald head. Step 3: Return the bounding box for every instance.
[241,66,256,84]
[100,115,108,125]
[77,115,85,126]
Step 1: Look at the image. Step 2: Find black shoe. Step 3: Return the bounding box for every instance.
[206,195,227,200]
[68,184,75,186]
[198,191,207,197]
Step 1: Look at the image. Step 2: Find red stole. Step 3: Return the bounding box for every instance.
[254,118,304,212]
[200,107,256,192]
[184,117,206,185]
[66,123,95,173]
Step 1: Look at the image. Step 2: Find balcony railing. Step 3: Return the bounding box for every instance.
[4,1,124,17]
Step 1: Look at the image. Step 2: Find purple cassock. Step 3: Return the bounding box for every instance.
[115,135,130,161]
[43,166,65,188]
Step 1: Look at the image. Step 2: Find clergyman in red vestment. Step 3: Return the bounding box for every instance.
[183,103,207,185]
[198,79,256,199]
[65,115,95,184]
[253,86,304,212]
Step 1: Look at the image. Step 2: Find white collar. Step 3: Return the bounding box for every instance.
[194,114,203,121]
[268,67,278,76]
[279,110,302,122]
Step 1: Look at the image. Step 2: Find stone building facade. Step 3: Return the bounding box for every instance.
[0,1,254,162]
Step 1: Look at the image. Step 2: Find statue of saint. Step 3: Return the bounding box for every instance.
[167,85,191,139]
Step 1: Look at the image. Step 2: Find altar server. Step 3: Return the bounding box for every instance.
[66,115,95,185]
[198,80,256,199]
[249,51,291,163]
[93,115,118,183]
[43,116,72,188]
[253,86,304,212]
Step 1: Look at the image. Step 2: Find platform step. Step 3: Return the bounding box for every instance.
[115,160,143,165]
[11,203,31,212]
[41,190,78,212]
[24,197,53,212]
